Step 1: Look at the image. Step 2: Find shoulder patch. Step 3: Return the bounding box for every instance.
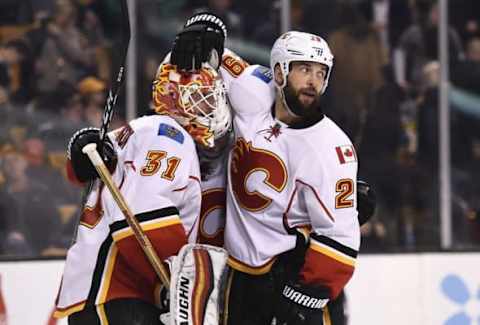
[158,123,184,144]
[251,66,272,83]
[335,145,357,164]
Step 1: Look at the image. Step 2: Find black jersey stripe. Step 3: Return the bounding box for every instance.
[86,236,114,307]
[110,206,179,233]
[310,233,358,259]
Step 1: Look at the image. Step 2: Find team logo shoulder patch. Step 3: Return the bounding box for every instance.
[252,66,273,83]
[335,145,357,164]
[158,123,184,144]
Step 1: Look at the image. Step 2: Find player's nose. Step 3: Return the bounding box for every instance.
[306,76,321,93]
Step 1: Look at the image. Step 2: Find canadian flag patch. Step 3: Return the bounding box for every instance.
[335,145,357,164]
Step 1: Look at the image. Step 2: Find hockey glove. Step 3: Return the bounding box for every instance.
[273,229,329,324]
[171,12,227,71]
[357,179,376,226]
[67,127,117,183]
[275,282,329,325]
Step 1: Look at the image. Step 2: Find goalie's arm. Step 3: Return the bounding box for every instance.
[77,120,202,288]
[82,143,171,286]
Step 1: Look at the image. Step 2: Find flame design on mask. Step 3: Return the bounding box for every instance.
[152,64,218,147]
[184,121,214,148]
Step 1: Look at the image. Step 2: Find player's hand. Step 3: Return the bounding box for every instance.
[357,179,376,226]
[67,127,117,183]
[274,281,328,325]
[272,229,327,324]
[171,13,226,71]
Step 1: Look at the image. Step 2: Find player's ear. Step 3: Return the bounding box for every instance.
[274,64,284,86]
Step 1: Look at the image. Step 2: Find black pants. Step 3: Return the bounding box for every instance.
[223,268,276,325]
[68,298,161,325]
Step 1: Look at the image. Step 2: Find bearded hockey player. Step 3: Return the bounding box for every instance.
[55,64,230,324]
[170,14,374,325]
[219,31,360,325]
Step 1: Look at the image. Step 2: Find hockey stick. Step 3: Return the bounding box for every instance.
[98,0,131,154]
[82,143,171,287]
[89,0,171,288]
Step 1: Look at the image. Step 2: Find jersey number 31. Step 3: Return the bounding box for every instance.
[140,150,181,180]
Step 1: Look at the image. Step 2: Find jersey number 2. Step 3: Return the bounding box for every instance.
[335,178,354,208]
[140,150,181,180]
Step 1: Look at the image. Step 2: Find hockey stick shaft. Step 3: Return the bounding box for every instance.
[82,143,171,287]
[99,0,131,147]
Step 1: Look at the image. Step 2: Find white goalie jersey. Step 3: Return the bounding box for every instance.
[225,65,360,299]
[55,115,201,318]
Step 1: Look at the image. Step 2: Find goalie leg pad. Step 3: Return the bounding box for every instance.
[170,244,228,325]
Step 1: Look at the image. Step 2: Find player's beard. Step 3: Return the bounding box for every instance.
[283,81,322,119]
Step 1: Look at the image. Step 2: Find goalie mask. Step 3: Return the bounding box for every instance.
[152,63,231,148]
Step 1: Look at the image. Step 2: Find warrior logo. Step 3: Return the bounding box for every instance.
[283,285,328,309]
[185,14,227,38]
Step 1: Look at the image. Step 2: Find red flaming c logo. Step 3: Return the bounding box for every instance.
[230,138,287,211]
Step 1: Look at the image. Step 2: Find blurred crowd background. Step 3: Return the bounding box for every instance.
[0,0,478,258]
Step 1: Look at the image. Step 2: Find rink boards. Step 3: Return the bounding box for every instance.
[0,253,479,325]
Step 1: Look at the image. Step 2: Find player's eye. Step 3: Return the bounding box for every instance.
[300,65,309,73]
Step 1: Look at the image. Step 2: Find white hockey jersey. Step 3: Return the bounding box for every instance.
[217,49,249,91]
[55,115,201,318]
[225,65,360,299]
[161,49,248,248]
[195,49,247,247]
[197,152,228,247]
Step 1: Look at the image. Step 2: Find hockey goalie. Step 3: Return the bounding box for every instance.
[55,60,231,325]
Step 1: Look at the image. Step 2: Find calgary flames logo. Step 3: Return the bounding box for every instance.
[198,188,226,247]
[230,138,287,211]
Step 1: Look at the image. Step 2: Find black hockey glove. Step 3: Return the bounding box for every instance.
[275,283,329,325]
[273,230,329,325]
[67,127,117,183]
[357,179,376,226]
[171,12,227,71]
